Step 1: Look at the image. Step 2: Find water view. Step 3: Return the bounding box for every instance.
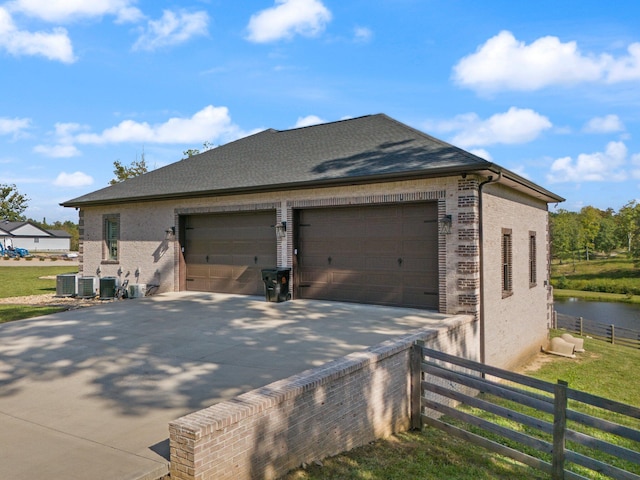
[554,297,640,331]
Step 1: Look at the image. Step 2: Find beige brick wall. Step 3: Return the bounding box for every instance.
[480,183,551,369]
[77,178,459,302]
[75,175,552,369]
[168,314,477,480]
[80,201,178,291]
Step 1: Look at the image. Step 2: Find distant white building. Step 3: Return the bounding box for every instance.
[0,221,71,252]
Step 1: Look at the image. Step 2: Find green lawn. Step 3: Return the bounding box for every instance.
[0,305,67,323]
[552,254,640,298]
[0,265,79,321]
[283,334,640,480]
[0,265,78,299]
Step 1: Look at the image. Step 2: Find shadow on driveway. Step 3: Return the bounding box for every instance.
[0,291,450,480]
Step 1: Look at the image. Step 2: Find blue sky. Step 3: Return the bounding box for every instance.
[2,0,640,222]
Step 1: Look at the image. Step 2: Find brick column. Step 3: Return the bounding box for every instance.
[454,178,480,317]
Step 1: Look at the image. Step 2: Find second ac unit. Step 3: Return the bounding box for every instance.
[77,277,98,298]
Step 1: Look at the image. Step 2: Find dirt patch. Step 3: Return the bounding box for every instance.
[0,293,105,310]
[516,352,557,374]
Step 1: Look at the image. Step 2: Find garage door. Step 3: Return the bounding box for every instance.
[184,211,277,295]
[296,203,438,309]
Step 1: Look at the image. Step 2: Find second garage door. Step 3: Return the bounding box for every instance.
[295,202,439,309]
[183,211,277,295]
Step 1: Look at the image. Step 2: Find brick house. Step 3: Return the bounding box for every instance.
[62,114,563,369]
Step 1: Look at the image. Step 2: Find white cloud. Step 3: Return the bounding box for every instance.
[7,0,143,23]
[425,107,552,148]
[133,9,209,51]
[606,42,640,83]
[0,116,31,137]
[468,148,492,161]
[548,141,629,183]
[583,114,624,133]
[53,171,94,187]
[453,30,640,93]
[354,26,372,43]
[74,105,246,145]
[631,154,640,180]
[33,122,87,157]
[246,0,331,43]
[293,115,325,128]
[33,144,81,158]
[0,7,75,62]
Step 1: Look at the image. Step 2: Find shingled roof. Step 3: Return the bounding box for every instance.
[62,114,563,207]
[0,220,70,238]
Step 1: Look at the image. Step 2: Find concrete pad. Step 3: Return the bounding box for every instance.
[0,291,453,480]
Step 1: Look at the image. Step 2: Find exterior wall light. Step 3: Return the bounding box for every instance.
[165,226,176,239]
[275,221,287,239]
[439,215,453,235]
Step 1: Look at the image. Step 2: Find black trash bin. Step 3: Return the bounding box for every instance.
[261,267,291,302]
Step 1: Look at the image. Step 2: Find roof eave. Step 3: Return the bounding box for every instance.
[60,164,564,208]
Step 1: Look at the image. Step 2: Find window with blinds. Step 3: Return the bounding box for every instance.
[502,228,513,297]
[103,214,119,262]
[529,231,537,287]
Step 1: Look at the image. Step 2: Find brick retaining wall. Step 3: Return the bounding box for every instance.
[169,314,478,480]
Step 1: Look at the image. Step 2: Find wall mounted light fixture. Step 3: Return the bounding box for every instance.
[275,221,287,239]
[439,215,453,235]
[165,226,176,239]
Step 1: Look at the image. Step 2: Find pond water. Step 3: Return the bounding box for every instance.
[554,297,640,331]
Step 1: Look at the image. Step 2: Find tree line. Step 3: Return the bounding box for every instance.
[550,201,640,262]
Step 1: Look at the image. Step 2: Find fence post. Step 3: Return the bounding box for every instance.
[578,317,583,337]
[410,343,423,430]
[553,380,568,480]
[610,325,615,345]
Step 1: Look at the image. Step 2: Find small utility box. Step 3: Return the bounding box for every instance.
[261,267,291,302]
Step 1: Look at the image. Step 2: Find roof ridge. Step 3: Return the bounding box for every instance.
[273,114,378,133]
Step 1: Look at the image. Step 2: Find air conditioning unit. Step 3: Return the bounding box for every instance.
[128,283,147,299]
[56,274,77,297]
[77,277,98,298]
[99,277,120,300]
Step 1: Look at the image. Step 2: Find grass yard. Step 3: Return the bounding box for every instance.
[0,265,78,298]
[552,254,640,300]
[283,333,640,480]
[0,265,79,322]
[0,305,67,324]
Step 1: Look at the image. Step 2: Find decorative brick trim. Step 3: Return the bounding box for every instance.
[458,178,479,191]
[455,244,478,257]
[288,190,445,208]
[457,278,479,290]
[458,228,478,241]
[457,194,478,208]
[175,202,280,215]
[438,198,447,313]
[458,211,478,224]
[78,209,84,275]
[459,293,479,306]
[457,261,479,274]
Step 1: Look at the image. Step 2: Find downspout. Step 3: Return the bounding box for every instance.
[478,171,501,364]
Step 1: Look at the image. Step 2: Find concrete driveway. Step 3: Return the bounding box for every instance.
[0,292,451,480]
